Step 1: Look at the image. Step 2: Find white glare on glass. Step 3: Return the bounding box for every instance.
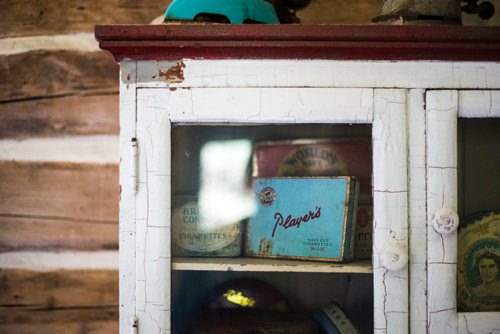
[198,139,256,230]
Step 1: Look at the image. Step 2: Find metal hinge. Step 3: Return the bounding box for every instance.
[131,137,138,193]
[130,315,138,334]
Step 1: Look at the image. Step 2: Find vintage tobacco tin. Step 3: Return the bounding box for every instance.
[353,201,373,260]
[171,197,242,257]
[458,211,500,312]
[246,177,358,262]
[252,139,372,197]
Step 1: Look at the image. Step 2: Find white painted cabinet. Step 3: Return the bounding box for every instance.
[96,24,500,334]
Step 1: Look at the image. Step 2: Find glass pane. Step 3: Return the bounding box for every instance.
[171,123,373,333]
[457,118,500,313]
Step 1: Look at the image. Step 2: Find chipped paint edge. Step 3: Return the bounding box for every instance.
[137,60,500,90]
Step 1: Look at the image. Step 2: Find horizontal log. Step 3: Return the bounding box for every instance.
[0,51,118,103]
[0,136,119,164]
[0,0,170,38]
[0,306,118,323]
[0,93,118,138]
[0,216,117,252]
[298,0,380,24]
[0,269,118,334]
[0,320,117,334]
[0,269,118,308]
[0,252,118,271]
[0,161,118,222]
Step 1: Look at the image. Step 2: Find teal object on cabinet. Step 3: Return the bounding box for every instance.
[246,177,359,262]
[164,0,280,24]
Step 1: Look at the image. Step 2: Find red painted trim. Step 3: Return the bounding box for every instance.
[95,24,500,62]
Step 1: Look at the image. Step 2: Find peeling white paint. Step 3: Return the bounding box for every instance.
[137,60,500,89]
[165,88,373,124]
[426,90,500,333]
[120,58,500,333]
[459,90,500,118]
[426,90,459,334]
[373,89,409,334]
[119,61,138,334]
[458,312,500,334]
[408,89,428,334]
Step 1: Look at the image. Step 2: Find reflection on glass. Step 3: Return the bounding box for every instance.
[198,139,256,231]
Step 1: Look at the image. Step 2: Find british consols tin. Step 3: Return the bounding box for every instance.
[245,177,358,262]
[458,211,500,312]
[171,197,242,257]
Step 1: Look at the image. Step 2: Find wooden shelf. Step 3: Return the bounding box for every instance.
[172,257,372,274]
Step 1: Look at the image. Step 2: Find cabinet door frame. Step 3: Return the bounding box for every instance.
[426,90,500,334]
[130,87,410,333]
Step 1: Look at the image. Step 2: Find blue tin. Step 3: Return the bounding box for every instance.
[246,177,358,262]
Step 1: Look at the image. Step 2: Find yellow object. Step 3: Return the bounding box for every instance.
[223,289,256,307]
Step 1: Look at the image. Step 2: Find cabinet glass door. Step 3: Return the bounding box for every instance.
[426,90,500,333]
[134,87,410,333]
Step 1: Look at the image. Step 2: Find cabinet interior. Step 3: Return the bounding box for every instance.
[458,118,500,218]
[457,118,500,313]
[171,123,373,333]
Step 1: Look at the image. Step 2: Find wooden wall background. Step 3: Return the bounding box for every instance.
[0,1,168,333]
[0,1,498,333]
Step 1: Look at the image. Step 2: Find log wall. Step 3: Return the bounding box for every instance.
[0,1,165,333]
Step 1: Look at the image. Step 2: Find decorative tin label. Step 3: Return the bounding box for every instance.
[272,206,322,238]
[172,200,241,253]
[278,145,348,177]
[252,139,372,197]
[259,187,276,207]
[458,211,500,312]
[246,177,358,262]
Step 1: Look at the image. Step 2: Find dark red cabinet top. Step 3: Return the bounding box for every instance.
[95,24,500,61]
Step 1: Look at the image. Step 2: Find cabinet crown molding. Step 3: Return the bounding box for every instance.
[95,24,500,62]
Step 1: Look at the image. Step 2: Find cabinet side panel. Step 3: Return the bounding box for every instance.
[408,89,428,334]
[426,90,458,334]
[373,89,409,334]
[119,61,138,334]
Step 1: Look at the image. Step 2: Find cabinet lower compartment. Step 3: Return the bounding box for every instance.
[172,270,373,333]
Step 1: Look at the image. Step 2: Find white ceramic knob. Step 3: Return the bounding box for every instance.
[381,244,408,272]
[432,208,459,234]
